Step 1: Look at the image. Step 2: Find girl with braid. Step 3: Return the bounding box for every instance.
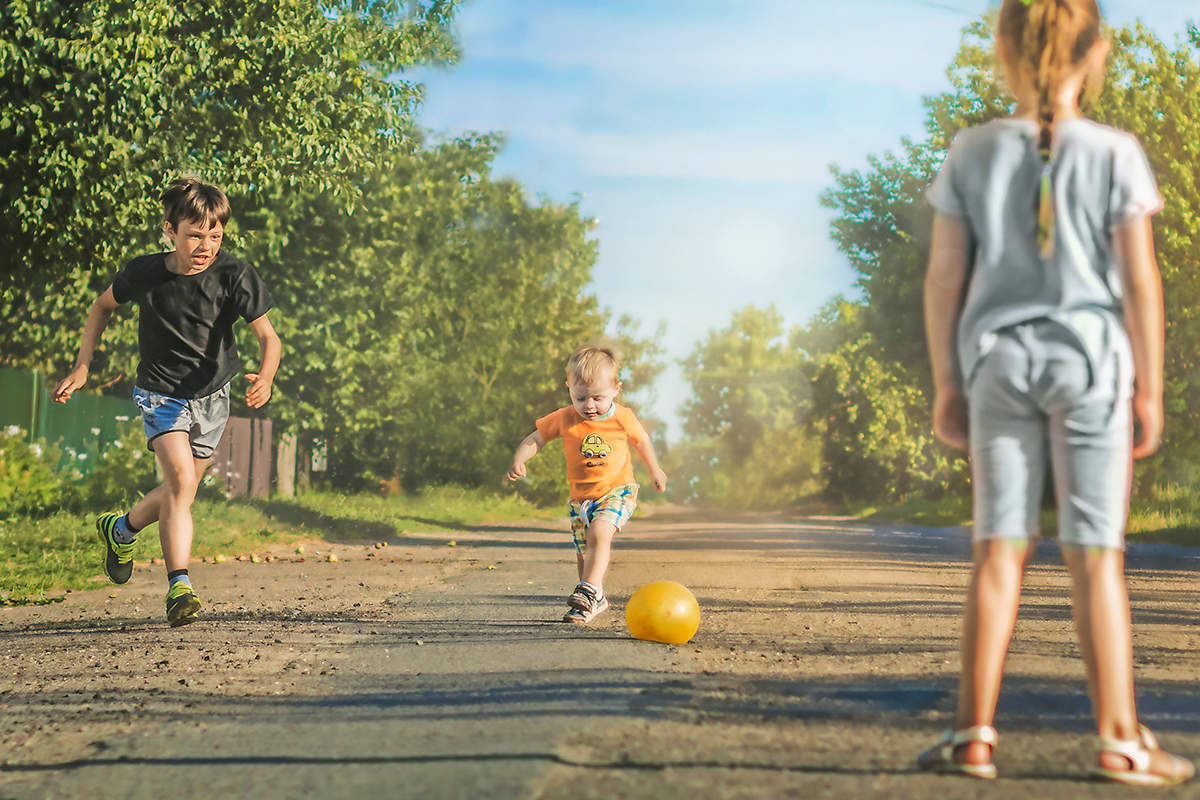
[917,0,1193,785]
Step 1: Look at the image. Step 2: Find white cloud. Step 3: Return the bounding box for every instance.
[420,0,1200,433]
[519,125,835,185]
[457,1,972,94]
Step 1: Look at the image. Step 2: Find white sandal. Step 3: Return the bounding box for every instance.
[916,724,998,779]
[1096,724,1195,787]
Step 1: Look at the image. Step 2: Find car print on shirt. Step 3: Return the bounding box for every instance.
[580,433,612,469]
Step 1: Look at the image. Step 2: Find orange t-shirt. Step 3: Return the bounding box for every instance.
[536,403,648,501]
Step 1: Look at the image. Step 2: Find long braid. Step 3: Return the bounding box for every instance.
[999,0,1101,258]
[1028,0,1060,257]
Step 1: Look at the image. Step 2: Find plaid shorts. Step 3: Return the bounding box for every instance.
[568,483,639,554]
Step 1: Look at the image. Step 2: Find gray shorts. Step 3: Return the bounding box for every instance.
[967,322,1132,549]
[133,383,231,460]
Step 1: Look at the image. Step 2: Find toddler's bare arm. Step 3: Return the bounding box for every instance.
[507,430,546,480]
[633,437,668,492]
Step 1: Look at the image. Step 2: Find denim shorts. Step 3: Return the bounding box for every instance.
[133,383,231,460]
[568,483,639,554]
[967,322,1132,549]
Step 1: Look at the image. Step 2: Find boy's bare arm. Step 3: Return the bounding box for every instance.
[507,430,546,481]
[633,438,668,492]
[245,313,281,409]
[1115,214,1164,458]
[53,286,120,403]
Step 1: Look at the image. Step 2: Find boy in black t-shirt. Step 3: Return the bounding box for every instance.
[54,178,281,627]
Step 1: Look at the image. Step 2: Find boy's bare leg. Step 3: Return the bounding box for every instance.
[126,455,212,532]
[139,433,204,573]
[954,538,1028,765]
[580,519,618,594]
[576,552,585,581]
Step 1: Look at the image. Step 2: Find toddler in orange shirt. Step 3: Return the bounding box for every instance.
[507,345,668,623]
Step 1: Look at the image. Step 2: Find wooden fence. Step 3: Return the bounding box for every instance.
[204,419,307,499]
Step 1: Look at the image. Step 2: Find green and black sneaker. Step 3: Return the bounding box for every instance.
[96,512,135,585]
[165,582,201,627]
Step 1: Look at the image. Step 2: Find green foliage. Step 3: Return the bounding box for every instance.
[673,306,822,507]
[0,423,156,517]
[1,0,459,376]
[813,335,967,502]
[1,2,665,494]
[235,137,663,492]
[816,18,1200,502]
[1093,25,1200,488]
[674,299,965,508]
[77,425,156,509]
[0,428,64,517]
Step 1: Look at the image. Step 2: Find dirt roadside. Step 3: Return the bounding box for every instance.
[2,511,1199,799]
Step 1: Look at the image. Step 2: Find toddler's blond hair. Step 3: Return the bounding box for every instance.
[566,345,620,387]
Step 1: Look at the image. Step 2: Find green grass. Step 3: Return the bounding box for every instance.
[847,494,973,527]
[1126,482,1200,546]
[0,485,556,606]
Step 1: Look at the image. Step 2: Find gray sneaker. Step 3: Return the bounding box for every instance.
[563,594,609,624]
[567,581,601,610]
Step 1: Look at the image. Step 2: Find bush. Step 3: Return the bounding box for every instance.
[509,442,571,508]
[78,426,158,509]
[0,427,66,517]
[813,335,968,503]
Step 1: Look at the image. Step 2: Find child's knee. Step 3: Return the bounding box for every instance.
[586,521,617,545]
[1060,543,1123,579]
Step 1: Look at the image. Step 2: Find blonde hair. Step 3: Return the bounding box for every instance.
[997,0,1102,257]
[566,344,620,387]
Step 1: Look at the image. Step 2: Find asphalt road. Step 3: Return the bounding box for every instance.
[3,511,1199,799]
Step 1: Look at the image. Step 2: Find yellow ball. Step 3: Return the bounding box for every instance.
[625,580,701,644]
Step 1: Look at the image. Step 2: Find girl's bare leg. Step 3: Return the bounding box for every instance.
[954,538,1029,765]
[1060,545,1191,779]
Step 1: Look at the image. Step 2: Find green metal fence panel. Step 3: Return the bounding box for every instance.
[0,367,138,478]
[0,368,39,441]
[37,390,140,476]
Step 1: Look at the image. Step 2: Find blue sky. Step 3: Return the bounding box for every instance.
[412,0,1197,437]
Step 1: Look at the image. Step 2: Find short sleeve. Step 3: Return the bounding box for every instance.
[926,133,967,218]
[1108,134,1162,229]
[535,408,566,442]
[618,406,648,446]
[110,259,142,304]
[233,263,275,322]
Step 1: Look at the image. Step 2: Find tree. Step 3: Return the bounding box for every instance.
[232,136,665,491]
[675,306,821,507]
[1,0,458,372]
[821,18,1200,492]
[812,333,966,502]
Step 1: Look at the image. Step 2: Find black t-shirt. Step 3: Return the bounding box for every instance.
[111,250,274,398]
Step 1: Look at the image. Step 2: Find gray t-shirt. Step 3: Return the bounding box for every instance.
[926,117,1161,384]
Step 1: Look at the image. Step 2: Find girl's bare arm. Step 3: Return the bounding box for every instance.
[1114,215,1164,458]
[923,213,972,450]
